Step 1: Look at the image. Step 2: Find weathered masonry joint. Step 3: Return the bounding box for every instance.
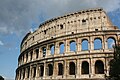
[16,8,120,80]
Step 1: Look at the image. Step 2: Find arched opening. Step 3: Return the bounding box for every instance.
[27,67,30,78]
[40,65,44,77]
[35,48,39,59]
[69,62,75,75]
[33,67,36,78]
[95,60,104,74]
[107,37,115,49]
[94,38,102,50]
[42,47,46,57]
[82,61,89,74]
[50,44,55,55]
[58,63,63,75]
[48,64,53,76]
[59,42,65,54]
[82,39,88,50]
[70,40,76,52]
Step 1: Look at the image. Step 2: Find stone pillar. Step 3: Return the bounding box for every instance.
[46,45,50,57]
[53,62,57,78]
[55,42,59,55]
[43,62,46,79]
[76,59,80,78]
[36,65,39,78]
[65,40,69,53]
[63,60,67,78]
[90,37,94,51]
[91,59,95,78]
[102,36,105,51]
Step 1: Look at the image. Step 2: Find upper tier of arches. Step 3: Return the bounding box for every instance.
[20,8,118,53]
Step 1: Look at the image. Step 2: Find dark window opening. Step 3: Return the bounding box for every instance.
[23,69,25,79]
[33,67,36,78]
[82,61,89,74]
[82,19,86,25]
[36,49,39,59]
[69,62,75,75]
[44,30,46,34]
[58,63,63,75]
[40,65,44,77]
[60,24,63,29]
[95,60,104,74]
[27,67,30,78]
[72,32,74,34]
[42,47,46,57]
[95,29,98,31]
[48,64,53,76]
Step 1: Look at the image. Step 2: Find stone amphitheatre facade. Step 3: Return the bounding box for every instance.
[16,8,120,80]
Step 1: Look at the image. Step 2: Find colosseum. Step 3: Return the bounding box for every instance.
[16,8,120,80]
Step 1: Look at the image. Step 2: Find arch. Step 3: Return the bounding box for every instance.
[40,65,44,77]
[59,42,65,54]
[48,64,53,76]
[81,61,89,74]
[107,37,116,49]
[95,60,104,74]
[33,67,36,78]
[94,38,102,50]
[81,39,88,50]
[58,63,63,75]
[70,40,76,52]
[69,62,75,75]
[35,48,39,59]
[50,44,55,55]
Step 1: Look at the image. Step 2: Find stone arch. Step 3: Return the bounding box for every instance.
[48,64,53,76]
[95,60,104,74]
[70,40,76,52]
[81,39,88,50]
[94,38,102,50]
[69,62,75,75]
[81,61,89,74]
[107,37,116,49]
[40,65,44,77]
[58,63,64,75]
[50,44,55,55]
[59,42,65,54]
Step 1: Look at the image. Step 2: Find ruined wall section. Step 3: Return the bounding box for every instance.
[20,8,116,54]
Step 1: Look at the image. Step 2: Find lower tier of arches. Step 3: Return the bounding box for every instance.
[16,53,113,80]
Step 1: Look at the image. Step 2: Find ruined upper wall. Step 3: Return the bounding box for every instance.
[20,8,118,53]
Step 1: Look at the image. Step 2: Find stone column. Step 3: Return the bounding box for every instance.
[46,45,50,57]
[76,59,80,78]
[36,65,39,78]
[55,42,59,55]
[43,62,46,79]
[91,59,95,78]
[53,62,57,78]
[63,60,67,78]
[90,37,94,51]
[65,40,69,53]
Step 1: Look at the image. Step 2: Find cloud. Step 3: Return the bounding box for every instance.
[0,41,4,46]
[0,0,120,36]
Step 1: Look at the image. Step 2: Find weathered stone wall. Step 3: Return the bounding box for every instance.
[16,8,120,80]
